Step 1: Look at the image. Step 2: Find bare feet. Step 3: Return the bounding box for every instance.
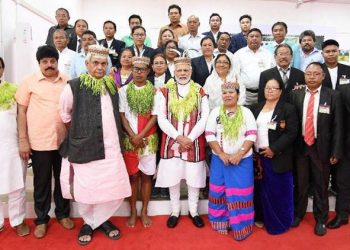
[126,212,137,228]
[218,229,228,235]
[141,213,152,228]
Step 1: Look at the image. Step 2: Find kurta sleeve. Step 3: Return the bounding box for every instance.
[205,107,218,142]
[59,84,74,123]
[156,90,180,140]
[187,95,210,141]
[118,87,127,112]
[243,108,257,142]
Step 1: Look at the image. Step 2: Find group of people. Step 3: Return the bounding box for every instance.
[0,3,350,246]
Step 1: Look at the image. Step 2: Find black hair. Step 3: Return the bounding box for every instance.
[53,29,69,39]
[299,30,316,43]
[218,32,231,41]
[164,39,179,49]
[265,77,284,90]
[74,19,89,29]
[305,62,324,72]
[247,28,262,36]
[168,4,182,15]
[103,20,116,30]
[36,45,59,62]
[239,14,252,22]
[322,39,339,50]
[200,36,215,46]
[131,25,146,35]
[128,14,142,24]
[274,44,293,56]
[209,13,222,22]
[271,21,288,33]
[161,28,175,38]
[82,30,97,39]
[0,57,4,69]
[215,53,232,68]
[152,53,167,65]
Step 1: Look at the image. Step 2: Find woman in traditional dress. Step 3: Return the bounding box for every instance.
[205,82,256,241]
[112,48,134,88]
[204,54,246,111]
[0,57,29,236]
[251,78,297,234]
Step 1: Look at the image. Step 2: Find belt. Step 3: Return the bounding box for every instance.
[246,88,259,93]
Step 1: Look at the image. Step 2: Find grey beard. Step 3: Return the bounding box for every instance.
[175,76,191,85]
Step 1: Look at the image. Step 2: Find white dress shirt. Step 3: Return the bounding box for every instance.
[232,46,275,90]
[57,47,77,79]
[302,86,322,138]
[328,67,338,90]
[178,33,204,58]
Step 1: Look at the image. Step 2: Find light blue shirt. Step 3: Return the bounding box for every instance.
[292,46,324,72]
[70,51,112,79]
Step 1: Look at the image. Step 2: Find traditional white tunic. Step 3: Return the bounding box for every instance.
[59,84,131,228]
[0,83,27,228]
[155,83,209,188]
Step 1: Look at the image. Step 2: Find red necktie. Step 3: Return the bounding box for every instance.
[304,90,317,146]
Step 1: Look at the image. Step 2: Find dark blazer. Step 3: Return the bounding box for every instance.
[202,31,222,48]
[128,45,155,60]
[338,84,350,158]
[99,38,126,67]
[251,101,298,173]
[322,63,350,90]
[289,86,343,162]
[258,66,305,102]
[191,55,213,86]
[148,71,172,86]
[68,35,78,51]
[228,32,247,54]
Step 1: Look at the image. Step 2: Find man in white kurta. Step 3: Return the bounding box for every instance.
[59,45,131,245]
[156,57,209,228]
[0,76,29,236]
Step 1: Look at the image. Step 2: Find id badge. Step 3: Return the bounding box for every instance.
[267,121,277,130]
[319,105,330,114]
[339,77,350,85]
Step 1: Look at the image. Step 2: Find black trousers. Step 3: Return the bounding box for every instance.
[334,155,350,219]
[31,150,70,225]
[294,144,330,224]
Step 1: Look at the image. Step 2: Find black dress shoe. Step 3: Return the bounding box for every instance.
[291,217,302,228]
[188,214,204,228]
[327,216,349,229]
[167,216,179,228]
[314,222,327,236]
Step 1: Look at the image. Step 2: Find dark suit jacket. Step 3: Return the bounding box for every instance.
[338,84,350,158]
[228,32,247,54]
[99,38,126,67]
[322,63,350,90]
[258,66,305,102]
[289,87,343,162]
[128,45,155,60]
[68,35,78,51]
[191,56,213,86]
[148,72,172,86]
[202,31,222,48]
[251,101,298,173]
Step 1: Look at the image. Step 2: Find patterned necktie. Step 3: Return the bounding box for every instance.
[77,39,81,53]
[280,68,289,86]
[304,90,317,146]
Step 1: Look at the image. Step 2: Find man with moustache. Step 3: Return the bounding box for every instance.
[293,30,324,71]
[320,39,350,229]
[233,28,275,105]
[289,62,342,236]
[258,44,305,102]
[16,45,74,239]
[155,56,209,229]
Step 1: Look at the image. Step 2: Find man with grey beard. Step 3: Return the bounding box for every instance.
[155,56,209,229]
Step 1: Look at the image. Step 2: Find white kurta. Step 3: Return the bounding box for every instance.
[59,84,131,204]
[155,83,209,188]
[0,103,26,195]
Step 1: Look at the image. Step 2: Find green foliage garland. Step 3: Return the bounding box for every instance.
[0,82,17,111]
[123,133,158,154]
[219,105,244,141]
[126,81,155,115]
[79,73,116,96]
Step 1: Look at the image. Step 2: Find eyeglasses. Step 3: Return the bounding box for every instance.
[133,33,145,37]
[264,87,281,91]
[132,67,148,73]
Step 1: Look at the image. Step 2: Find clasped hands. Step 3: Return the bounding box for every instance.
[130,134,147,149]
[176,135,193,153]
[218,152,243,166]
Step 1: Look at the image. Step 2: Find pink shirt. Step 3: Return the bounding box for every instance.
[15,71,68,150]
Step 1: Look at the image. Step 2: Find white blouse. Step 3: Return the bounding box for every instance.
[255,110,274,151]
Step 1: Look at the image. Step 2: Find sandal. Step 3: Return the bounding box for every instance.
[98,220,121,240]
[77,224,93,246]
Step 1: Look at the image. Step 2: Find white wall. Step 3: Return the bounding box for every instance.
[1,0,350,82]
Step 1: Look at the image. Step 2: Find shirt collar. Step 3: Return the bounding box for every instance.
[306,85,322,93]
[36,71,63,83]
[277,65,291,72]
